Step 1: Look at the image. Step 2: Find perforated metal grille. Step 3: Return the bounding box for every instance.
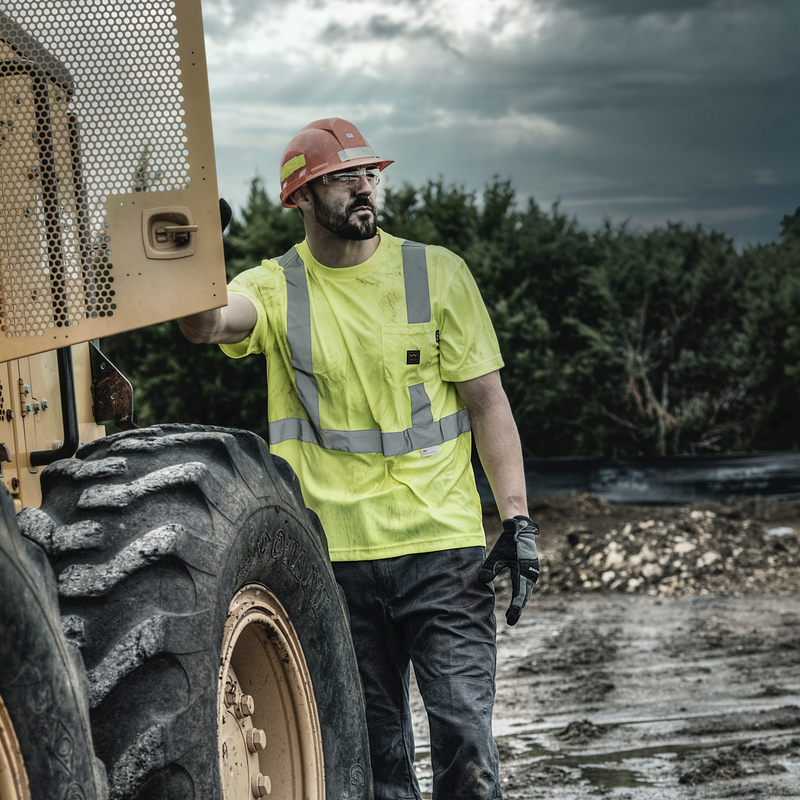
[0,1,189,342]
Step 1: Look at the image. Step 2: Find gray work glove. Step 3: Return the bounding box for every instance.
[478,515,540,626]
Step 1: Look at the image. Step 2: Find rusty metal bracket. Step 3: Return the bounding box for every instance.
[89,341,137,430]
[17,380,31,417]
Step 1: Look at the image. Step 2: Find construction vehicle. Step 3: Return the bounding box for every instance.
[0,2,371,798]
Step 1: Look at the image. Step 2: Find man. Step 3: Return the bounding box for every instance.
[179,118,540,800]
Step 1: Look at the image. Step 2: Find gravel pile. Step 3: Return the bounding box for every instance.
[483,494,800,596]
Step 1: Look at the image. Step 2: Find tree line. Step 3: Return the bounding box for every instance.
[101,177,800,456]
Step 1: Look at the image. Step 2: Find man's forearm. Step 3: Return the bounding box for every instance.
[456,372,528,520]
[178,293,257,344]
[471,399,528,519]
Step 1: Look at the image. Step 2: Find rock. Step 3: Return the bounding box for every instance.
[639,545,658,562]
[697,551,720,568]
[642,562,664,580]
[604,543,626,569]
[492,492,800,598]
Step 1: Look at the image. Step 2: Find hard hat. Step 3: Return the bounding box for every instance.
[279,118,393,208]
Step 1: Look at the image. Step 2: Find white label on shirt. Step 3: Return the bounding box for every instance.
[420,446,439,458]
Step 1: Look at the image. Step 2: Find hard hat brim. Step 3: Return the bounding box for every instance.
[281,157,394,208]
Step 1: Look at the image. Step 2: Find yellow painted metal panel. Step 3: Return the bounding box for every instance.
[0,0,225,361]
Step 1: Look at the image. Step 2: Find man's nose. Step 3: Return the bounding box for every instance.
[354,173,373,195]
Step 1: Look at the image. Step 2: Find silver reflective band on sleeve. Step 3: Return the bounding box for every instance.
[337,146,378,162]
[272,242,471,456]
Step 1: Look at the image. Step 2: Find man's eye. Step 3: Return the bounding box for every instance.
[324,169,381,185]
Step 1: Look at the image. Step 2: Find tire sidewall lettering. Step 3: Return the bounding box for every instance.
[245,522,332,618]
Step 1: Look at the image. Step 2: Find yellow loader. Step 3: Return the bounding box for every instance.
[0,3,371,799]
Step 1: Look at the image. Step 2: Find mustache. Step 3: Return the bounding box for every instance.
[349,198,376,214]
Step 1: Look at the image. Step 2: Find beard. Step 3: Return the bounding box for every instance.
[309,185,378,240]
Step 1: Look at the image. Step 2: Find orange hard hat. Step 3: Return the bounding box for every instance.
[279,117,394,208]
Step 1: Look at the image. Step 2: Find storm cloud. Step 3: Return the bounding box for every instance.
[203,0,799,244]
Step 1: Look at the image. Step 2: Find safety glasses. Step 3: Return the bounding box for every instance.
[322,167,381,186]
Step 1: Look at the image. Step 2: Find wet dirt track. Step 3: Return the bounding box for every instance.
[408,495,800,798]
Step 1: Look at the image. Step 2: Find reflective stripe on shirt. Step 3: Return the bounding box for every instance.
[270,241,471,456]
[401,240,431,324]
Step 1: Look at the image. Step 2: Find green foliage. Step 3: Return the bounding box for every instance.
[101,174,800,456]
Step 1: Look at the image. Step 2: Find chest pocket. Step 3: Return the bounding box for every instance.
[382,322,439,389]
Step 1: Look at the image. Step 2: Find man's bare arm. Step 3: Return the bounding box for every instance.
[455,370,528,520]
[178,293,258,345]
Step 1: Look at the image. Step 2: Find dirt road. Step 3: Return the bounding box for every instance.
[409,495,800,798]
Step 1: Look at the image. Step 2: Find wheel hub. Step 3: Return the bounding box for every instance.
[0,692,32,800]
[218,584,325,799]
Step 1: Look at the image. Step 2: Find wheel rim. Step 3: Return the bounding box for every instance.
[218,584,325,800]
[0,692,32,800]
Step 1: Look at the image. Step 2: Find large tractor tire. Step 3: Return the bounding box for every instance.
[0,486,107,800]
[17,425,372,800]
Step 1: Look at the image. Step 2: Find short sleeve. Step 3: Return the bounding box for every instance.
[219,262,282,359]
[436,255,504,382]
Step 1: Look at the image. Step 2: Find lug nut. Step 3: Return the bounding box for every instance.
[41,399,49,409]
[235,694,254,719]
[224,689,237,707]
[246,728,266,753]
[251,773,271,797]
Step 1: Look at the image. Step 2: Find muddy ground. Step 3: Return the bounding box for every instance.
[409,494,800,798]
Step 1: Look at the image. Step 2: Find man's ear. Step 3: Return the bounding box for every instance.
[292,184,314,211]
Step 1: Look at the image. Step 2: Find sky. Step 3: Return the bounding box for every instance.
[201,0,797,246]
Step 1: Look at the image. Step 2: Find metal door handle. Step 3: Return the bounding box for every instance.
[155,224,199,243]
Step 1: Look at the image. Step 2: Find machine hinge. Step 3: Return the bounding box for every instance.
[17,380,32,417]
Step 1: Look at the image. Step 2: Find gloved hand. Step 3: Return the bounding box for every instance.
[219,198,232,233]
[478,515,540,626]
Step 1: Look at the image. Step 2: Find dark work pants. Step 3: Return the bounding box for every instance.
[333,547,502,800]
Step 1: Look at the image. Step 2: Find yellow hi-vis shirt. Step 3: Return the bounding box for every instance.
[221,229,504,561]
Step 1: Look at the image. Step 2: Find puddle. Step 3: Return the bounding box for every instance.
[542,745,674,789]
[511,732,800,791]
[579,764,654,788]
[416,721,800,797]
[492,694,800,740]
[518,739,560,759]
[552,747,678,789]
